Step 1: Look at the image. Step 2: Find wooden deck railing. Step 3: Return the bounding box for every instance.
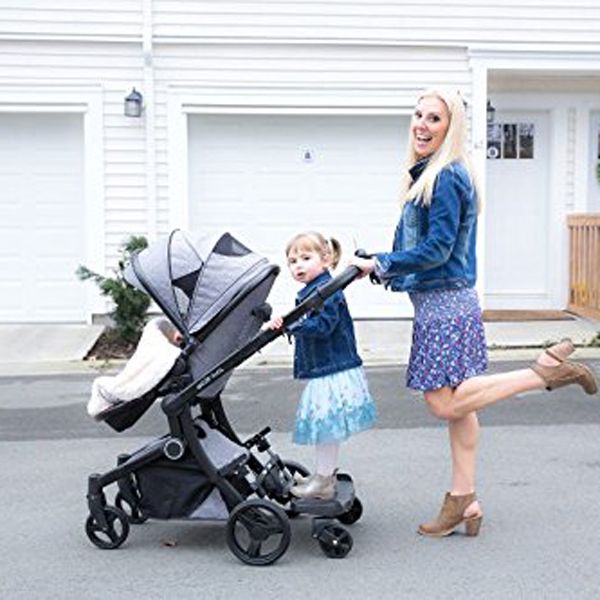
[568,214,600,319]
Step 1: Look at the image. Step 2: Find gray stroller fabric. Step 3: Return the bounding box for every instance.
[186,420,249,521]
[124,231,270,337]
[124,230,278,397]
[197,419,249,471]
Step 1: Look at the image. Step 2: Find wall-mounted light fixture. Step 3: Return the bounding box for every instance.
[124,87,143,117]
[486,99,496,124]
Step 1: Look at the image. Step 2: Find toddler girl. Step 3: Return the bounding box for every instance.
[268,231,377,500]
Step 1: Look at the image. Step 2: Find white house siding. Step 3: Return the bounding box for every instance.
[152,43,471,235]
[0,40,146,267]
[0,1,141,41]
[152,0,600,45]
[0,1,598,320]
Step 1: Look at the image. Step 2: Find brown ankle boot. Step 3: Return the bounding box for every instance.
[531,360,598,395]
[544,338,575,362]
[418,492,483,537]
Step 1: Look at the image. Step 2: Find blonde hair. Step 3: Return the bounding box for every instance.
[285,232,342,269]
[401,88,482,211]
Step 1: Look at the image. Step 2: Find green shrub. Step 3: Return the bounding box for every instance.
[77,235,150,344]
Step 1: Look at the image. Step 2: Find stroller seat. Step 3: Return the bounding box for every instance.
[87,317,183,428]
[194,419,249,473]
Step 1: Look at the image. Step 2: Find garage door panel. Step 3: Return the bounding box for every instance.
[0,113,85,321]
[0,229,23,259]
[0,285,23,314]
[189,114,411,318]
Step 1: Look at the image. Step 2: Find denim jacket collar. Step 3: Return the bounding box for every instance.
[408,157,430,182]
[297,270,332,302]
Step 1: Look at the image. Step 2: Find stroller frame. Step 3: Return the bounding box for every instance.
[86,263,364,564]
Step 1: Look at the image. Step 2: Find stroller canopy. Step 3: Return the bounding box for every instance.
[125,230,271,337]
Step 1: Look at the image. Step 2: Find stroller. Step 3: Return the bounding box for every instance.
[85,230,365,565]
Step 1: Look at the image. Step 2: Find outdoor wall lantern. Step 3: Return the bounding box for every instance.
[124,87,143,117]
[486,99,496,124]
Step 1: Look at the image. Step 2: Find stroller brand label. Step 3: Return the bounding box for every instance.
[198,367,225,390]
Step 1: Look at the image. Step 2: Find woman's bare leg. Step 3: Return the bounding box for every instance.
[449,412,479,492]
[423,350,569,516]
[425,387,482,516]
[425,369,544,421]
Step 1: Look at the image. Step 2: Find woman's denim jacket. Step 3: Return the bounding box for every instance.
[290,271,362,379]
[375,159,478,293]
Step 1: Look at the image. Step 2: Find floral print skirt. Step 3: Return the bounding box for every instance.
[406,287,488,391]
[293,366,377,446]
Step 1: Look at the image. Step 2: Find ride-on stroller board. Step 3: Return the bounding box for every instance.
[85,231,364,564]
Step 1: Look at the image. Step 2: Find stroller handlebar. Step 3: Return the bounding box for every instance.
[279,264,362,329]
[161,264,365,417]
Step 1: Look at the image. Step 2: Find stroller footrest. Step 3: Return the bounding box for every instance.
[289,473,355,517]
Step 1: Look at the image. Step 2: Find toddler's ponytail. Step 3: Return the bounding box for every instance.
[328,237,342,269]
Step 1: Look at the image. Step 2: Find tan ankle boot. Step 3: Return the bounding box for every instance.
[531,360,598,394]
[544,338,575,362]
[293,472,311,485]
[418,492,482,537]
[290,473,336,500]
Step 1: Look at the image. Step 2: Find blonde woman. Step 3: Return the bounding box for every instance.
[352,88,597,537]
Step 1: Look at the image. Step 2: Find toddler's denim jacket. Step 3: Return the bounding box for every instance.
[290,271,362,379]
[375,159,478,293]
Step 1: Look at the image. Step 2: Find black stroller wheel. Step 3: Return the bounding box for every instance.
[85,506,130,550]
[226,499,291,566]
[317,524,353,559]
[115,491,147,525]
[337,497,363,525]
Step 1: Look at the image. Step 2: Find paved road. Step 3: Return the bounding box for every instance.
[2,361,600,441]
[1,361,600,599]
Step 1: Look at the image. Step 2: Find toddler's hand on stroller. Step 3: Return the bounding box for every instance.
[267,315,284,330]
[170,330,184,346]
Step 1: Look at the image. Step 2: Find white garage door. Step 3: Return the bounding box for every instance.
[188,114,410,318]
[0,113,85,322]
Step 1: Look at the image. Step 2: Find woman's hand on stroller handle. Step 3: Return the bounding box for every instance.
[349,249,381,284]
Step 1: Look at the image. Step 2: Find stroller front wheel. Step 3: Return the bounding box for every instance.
[85,506,130,550]
[226,499,291,566]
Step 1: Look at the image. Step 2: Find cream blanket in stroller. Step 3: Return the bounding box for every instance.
[87,317,182,417]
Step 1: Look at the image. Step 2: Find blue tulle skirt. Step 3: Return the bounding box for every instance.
[293,366,377,445]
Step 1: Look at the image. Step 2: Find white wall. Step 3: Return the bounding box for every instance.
[152,0,600,46]
[0,1,599,318]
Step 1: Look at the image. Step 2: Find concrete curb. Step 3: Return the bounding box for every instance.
[2,345,600,378]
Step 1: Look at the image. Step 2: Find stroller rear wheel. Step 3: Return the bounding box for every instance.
[226,499,291,566]
[316,523,353,559]
[337,497,363,525]
[115,491,147,525]
[85,506,130,550]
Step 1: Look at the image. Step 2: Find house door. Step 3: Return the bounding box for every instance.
[588,111,600,212]
[484,110,554,309]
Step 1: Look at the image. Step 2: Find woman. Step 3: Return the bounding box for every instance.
[351,88,598,538]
